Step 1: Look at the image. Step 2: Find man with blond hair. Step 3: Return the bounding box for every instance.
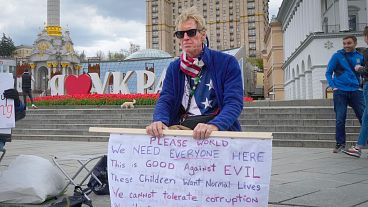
[146,7,243,139]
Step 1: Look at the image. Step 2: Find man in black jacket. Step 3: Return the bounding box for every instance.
[22,69,37,109]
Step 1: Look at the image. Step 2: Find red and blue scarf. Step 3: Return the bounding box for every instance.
[180,52,204,78]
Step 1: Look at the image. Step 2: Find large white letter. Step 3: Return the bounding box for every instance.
[50,75,65,95]
[118,71,134,94]
[136,70,155,94]
[89,72,111,94]
[154,69,166,94]
[110,72,123,94]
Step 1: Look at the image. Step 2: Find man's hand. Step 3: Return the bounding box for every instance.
[146,121,168,138]
[355,65,364,71]
[3,89,20,107]
[193,123,219,139]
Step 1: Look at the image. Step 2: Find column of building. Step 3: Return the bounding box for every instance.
[339,0,349,31]
[366,0,368,23]
[300,66,306,99]
[299,2,305,99]
[61,63,69,75]
[312,0,322,32]
[47,62,52,89]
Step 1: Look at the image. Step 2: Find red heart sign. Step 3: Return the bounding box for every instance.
[65,74,92,95]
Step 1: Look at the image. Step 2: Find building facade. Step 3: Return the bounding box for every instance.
[277,0,368,100]
[146,0,269,58]
[0,59,16,76]
[13,45,33,61]
[262,19,284,100]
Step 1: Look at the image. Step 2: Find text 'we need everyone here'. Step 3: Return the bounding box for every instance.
[108,134,272,207]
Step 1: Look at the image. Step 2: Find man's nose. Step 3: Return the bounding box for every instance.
[183,32,190,39]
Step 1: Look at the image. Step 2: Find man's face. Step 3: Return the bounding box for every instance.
[365,35,368,44]
[177,19,206,58]
[343,38,357,52]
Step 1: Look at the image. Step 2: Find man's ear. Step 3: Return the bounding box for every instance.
[201,32,207,42]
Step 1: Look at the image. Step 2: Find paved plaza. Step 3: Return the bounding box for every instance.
[0,140,367,207]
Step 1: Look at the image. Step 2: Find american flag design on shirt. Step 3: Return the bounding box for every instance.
[182,68,219,116]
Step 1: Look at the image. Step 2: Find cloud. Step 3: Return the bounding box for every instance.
[0,0,46,45]
[0,0,282,57]
[0,0,146,57]
[62,4,146,56]
[268,0,283,18]
[63,0,146,22]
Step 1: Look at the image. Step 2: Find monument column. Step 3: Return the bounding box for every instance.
[46,0,61,36]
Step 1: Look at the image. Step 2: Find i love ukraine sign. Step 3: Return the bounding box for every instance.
[49,70,166,95]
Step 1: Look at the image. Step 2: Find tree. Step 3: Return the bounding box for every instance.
[0,33,16,57]
[247,57,264,71]
[128,42,140,54]
[107,51,125,61]
[79,50,86,62]
[96,50,105,60]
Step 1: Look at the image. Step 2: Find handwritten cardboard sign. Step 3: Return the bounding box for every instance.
[0,73,15,129]
[108,133,272,207]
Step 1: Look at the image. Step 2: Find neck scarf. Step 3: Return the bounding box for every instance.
[180,52,204,78]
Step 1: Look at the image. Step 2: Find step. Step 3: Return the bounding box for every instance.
[25,108,156,114]
[244,125,360,133]
[14,104,363,148]
[21,114,152,119]
[16,119,153,125]
[15,122,151,129]
[272,139,355,148]
[272,132,359,141]
[240,119,360,126]
[12,127,146,136]
[244,99,333,107]
[10,134,353,149]
[11,134,109,142]
[14,123,361,133]
[246,113,359,120]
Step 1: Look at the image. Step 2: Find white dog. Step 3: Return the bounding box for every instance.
[121,99,136,109]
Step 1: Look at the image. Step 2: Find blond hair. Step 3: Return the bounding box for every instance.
[175,7,206,31]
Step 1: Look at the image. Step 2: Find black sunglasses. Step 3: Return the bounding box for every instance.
[174,29,199,39]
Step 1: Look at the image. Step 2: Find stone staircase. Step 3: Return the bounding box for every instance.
[11,100,362,148]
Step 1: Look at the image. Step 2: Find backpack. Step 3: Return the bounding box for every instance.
[87,155,109,195]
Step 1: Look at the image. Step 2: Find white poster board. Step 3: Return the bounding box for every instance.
[0,73,15,130]
[107,131,272,207]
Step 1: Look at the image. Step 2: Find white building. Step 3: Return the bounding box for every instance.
[277,0,368,100]
[0,59,16,74]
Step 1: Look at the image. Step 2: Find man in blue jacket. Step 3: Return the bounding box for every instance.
[146,7,243,139]
[325,35,365,153]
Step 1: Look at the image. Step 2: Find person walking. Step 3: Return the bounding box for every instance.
[344,27,368,157]
[22,69,37,109]
[325,35,365,153]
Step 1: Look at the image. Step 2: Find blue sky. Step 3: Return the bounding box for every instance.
[0,0,282,57]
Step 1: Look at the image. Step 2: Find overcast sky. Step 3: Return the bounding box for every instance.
[0,0,283,57]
